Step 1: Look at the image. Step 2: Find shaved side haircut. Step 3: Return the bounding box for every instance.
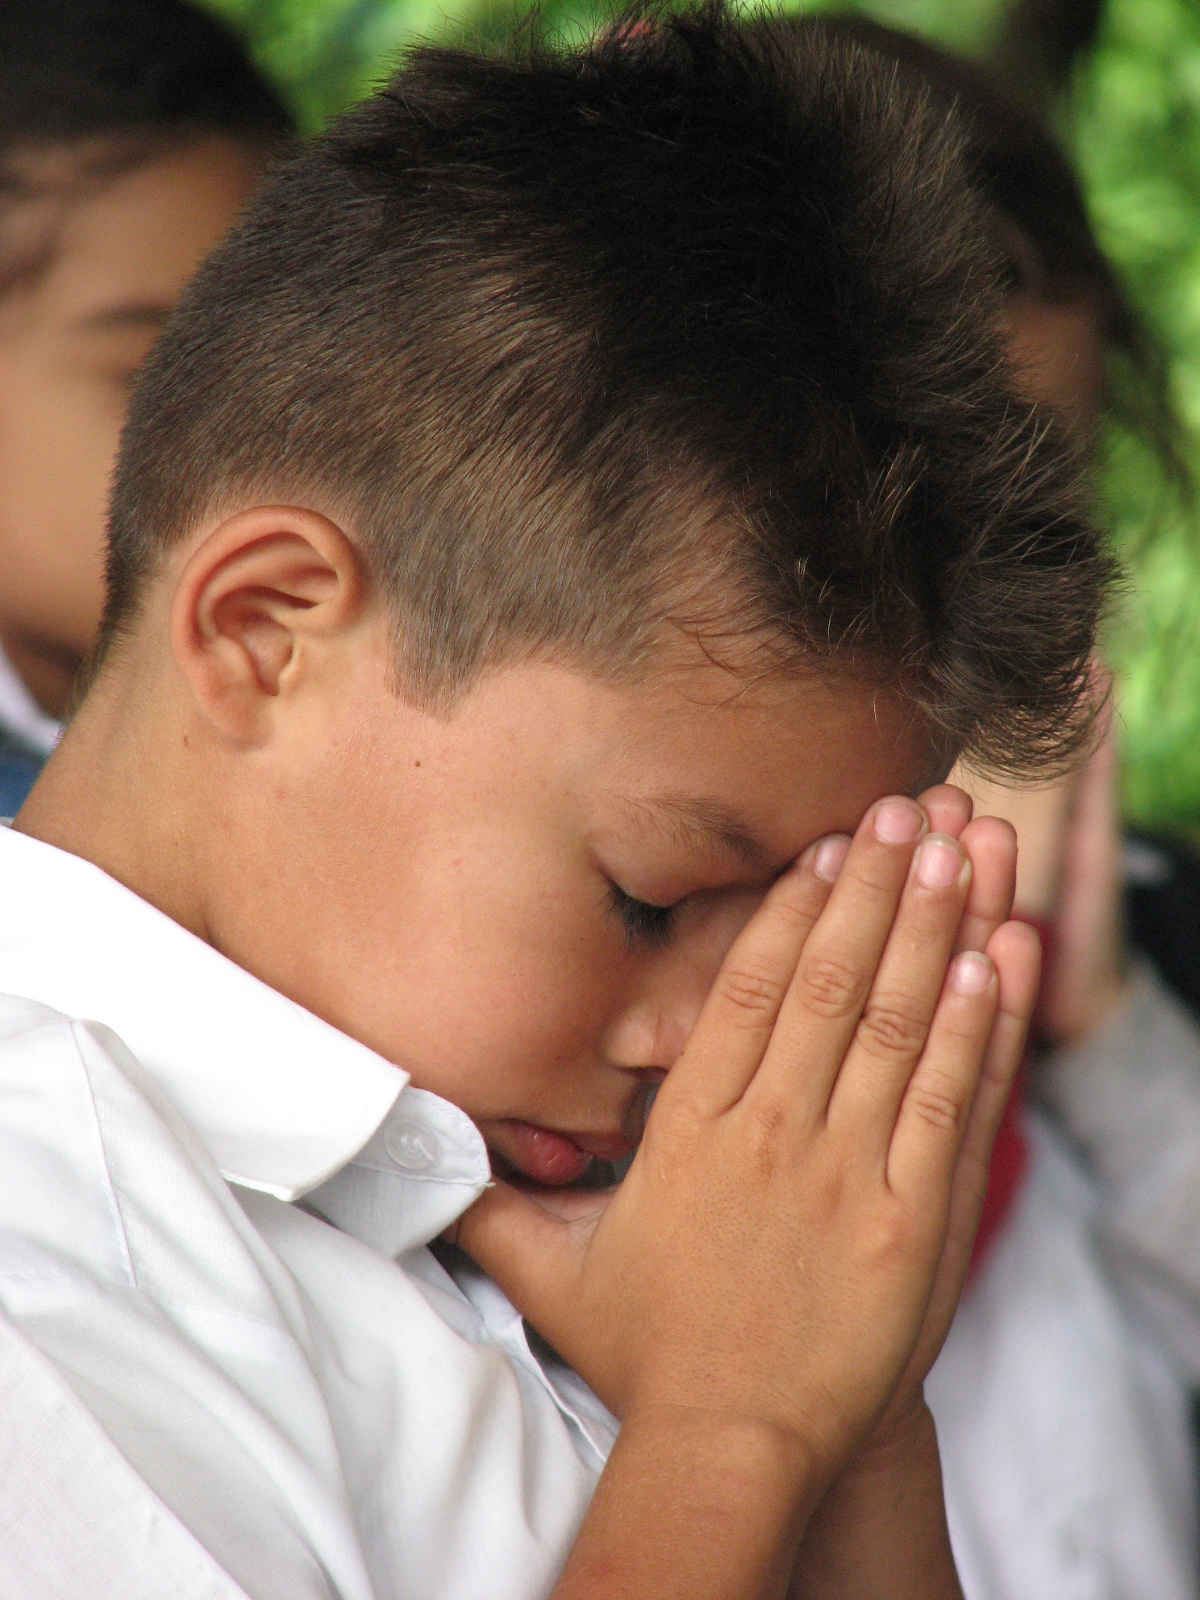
[105,6,1112,773]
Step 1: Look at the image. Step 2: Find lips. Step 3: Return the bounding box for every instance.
[492,1120,638,1186]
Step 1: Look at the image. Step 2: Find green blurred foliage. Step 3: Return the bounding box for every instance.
[1071,0,1200,828]
[211,0,1200,826]
[207,0,1010,127]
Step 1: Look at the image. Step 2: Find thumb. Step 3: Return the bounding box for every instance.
[449,1176,591,1337]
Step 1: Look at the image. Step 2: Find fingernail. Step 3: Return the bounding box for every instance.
[812,834,851,883]
[916,834,967,890]
[951,951,993,995]
[873,798,924,845]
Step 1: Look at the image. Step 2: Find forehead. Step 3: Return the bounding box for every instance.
[438,650,938,867]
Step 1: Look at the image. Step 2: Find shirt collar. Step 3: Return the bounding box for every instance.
[0,826,489,1227]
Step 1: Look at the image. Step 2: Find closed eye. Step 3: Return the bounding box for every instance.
[607,883,679,949]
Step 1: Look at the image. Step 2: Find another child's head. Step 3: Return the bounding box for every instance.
[793,14,1153,445]
[41,12,1111,1179]
[0,0,294,717]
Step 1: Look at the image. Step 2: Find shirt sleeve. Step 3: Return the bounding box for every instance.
[0,1004,365,1600]
[0,1309,253,1600]
[1040,960,1200,1382]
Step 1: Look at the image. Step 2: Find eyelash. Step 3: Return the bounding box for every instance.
[608,884,679,949]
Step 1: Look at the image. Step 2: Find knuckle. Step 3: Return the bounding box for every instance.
[766,880,819,932]
[856,996,929,1059]
[849,854,907,897]
[746,1095,790,1178]
[864,1204,917,1267]
[797,955,864,1019]
[904,1069,965,1133]
[716,960,786,1022]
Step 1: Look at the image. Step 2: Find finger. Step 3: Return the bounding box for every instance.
[953,815,1017,954]
[451,1176,588,1347]
[665,832,849,1117]
[824,831,972,1158]
[922,919,1041,1294]
[744,796,928,1122]
[885,949,998,1209]
[888,918,1039,1209]
[892,919,1041,1370]
[917,783,973,840]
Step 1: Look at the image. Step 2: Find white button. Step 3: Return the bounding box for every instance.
[384,1119,443,1173]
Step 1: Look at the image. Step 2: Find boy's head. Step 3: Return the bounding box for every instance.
[30,9,1111,1182]
[0,0,294,717]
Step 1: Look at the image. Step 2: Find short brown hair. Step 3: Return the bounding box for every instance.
[104,6,1112,774]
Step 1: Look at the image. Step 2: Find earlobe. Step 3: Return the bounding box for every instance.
[169,506,366,745]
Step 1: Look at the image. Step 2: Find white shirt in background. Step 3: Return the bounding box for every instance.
[1042,959,1200,1384]
[929,1111,1199,1600]
[0,641,62,756]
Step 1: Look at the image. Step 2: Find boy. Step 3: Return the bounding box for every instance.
[0,0,294,815]
[0,13,1101,1596]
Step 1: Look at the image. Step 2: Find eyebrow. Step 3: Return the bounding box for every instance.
[625,793,771,871]
[76,302,173,333]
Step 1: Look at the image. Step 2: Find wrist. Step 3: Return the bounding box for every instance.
[1040,966,1135,1049]
[789,1401,960,1600]
[841,1395,938,1480]
[560,1404,828,1600]
[621,1400,831,1520]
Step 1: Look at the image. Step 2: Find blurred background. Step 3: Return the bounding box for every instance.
[197,0,1200,834]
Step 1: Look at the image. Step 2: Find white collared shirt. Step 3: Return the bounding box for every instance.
[0,825,615,1600]
[0,824,1195,1600]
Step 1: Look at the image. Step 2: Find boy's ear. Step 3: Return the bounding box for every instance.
[169,505,367,745]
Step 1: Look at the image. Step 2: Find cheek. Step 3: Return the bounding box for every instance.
[402,898,631,1110]
[297,815,636,1116]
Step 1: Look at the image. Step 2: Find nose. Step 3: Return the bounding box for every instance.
[601,995,704,1073]
[603,888,766,1072]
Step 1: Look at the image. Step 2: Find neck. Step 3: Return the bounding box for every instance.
[15,653,210,942]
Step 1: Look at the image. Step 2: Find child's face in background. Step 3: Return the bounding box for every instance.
[995,219,1105,442]
[1004,295,1104,441]
[955,220,1105,913]
[0,137,266,716]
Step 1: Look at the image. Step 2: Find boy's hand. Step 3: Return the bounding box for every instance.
[786,787,1036,1600]
[454,787,1039,1493]
[871,784,1032,1429]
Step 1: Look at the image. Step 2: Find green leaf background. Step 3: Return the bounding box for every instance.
[201,0,1200,830]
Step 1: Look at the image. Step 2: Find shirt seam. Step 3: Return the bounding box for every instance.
[66,1019,137,1288]
[346,1159,490,1185]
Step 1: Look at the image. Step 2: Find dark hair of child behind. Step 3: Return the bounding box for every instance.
[0,0,294,160]
[799,12,1182,486]
[105,4,1113,776]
